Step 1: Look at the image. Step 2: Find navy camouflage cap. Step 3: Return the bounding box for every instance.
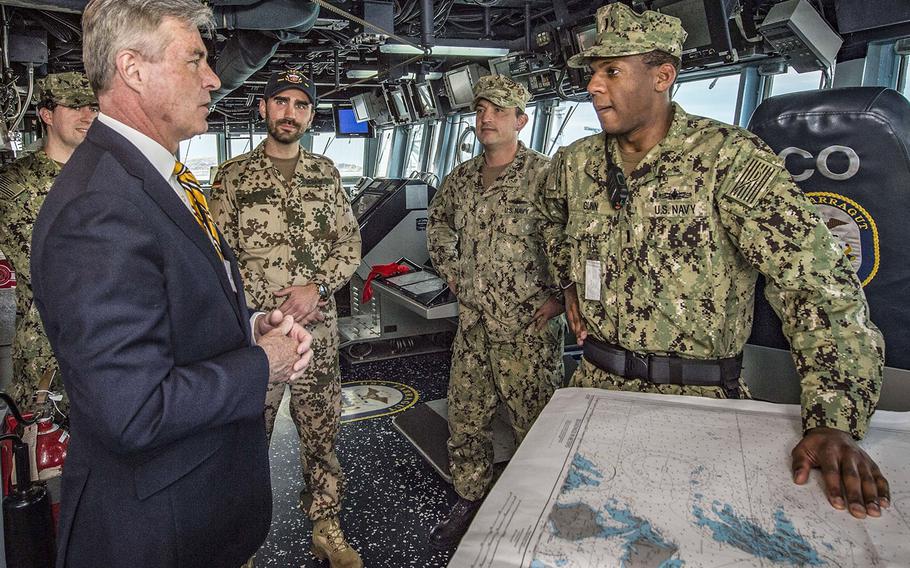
[264,69,317,105]
[471,75,531,112]
[34,71,96,108]
[567,3,687,68]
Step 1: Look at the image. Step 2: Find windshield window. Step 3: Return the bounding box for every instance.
[404,124,426,176]
[178,133,219,184]
[673,73,740,124]
[545,100,601,156]
[227,134,266,158]
[374,128,394,177]
[310,133,366,179]
[769,67,823,97]
[518,103,537,148]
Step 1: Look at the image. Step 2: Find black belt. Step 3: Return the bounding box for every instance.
[582,337,743,396]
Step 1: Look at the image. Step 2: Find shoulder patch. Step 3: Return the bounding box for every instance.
[722,156,778,208]
[0,174,25,200]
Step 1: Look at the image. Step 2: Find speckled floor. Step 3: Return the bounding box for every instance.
[254,351,459,567]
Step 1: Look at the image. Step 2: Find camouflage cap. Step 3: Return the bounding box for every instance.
[471,75,531,112]
[567,3,687,68]
[33,72,96,108]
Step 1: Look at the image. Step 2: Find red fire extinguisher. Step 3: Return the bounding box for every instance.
[1,380,69,520]
[1,392,56,568]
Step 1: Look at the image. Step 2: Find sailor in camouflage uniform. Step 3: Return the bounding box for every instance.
[539,3,888,519]
[427,75,564,549]
[0,72,97,414]
[210,71,362,568]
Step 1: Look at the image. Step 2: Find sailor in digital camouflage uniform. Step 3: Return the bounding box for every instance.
[0,71,97,415]
[210,70,362,568]
[426,75,564,549]
[538,3,888,519]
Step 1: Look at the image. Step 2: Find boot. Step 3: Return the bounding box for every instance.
[429,496,483,550]
[311,517,363,568]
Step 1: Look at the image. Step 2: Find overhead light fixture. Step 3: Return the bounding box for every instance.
[346,69,430,81]
[346,69,378,79]
[379,43,510,57]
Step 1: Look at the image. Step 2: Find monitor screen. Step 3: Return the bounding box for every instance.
[654,0,735,65]
[334,106,373,138]
[574,23,598,52]
[488,56,512,76]
[658,0,710,50]
[414,82,436,116]
[351,94,372,122]
[446,67,475,108]
[388,87,411,122]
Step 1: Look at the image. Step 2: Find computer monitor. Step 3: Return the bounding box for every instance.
[333,106,373,138]
[351,93,373,123]
[351,91,393,126]
[409,82,438,119]
[488,55,512,77]
[383,84,414,124]
[574,22,598,52]
[654,0,737,67]
[444,64,487,110]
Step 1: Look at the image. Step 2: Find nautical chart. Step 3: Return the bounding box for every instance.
[448,388,910,568]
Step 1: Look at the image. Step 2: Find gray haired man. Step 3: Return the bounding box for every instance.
[31,1,313,566]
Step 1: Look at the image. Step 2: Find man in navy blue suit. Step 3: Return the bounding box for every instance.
[30,1,312,566]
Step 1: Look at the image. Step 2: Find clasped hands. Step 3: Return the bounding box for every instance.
[254,309,314,384]
[275,283,328,325]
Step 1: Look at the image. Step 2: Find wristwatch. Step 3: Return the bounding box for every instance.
[317,283,330,301]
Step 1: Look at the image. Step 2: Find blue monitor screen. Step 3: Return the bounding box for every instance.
[335,107,373,138]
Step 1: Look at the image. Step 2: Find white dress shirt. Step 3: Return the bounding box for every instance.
[97,113,195,213]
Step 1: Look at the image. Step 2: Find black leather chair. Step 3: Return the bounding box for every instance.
[746,87,910,409]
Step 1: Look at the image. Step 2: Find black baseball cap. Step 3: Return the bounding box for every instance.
[263,70,317,104]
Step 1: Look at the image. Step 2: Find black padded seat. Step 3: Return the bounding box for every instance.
[748,87,910,371]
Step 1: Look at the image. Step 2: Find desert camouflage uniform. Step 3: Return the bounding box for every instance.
[210,142,361,520]
[428,142,564,501]
[0,150,63,413]
[539,103,884,438]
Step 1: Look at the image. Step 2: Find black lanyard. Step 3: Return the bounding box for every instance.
[603,134,629,211]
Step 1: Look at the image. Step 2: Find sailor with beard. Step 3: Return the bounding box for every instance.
[210,70,363,568]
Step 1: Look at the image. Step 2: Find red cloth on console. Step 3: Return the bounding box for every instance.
[361,263,412,303]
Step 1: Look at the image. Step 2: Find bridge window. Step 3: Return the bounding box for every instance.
[404,124,426,176]
[544,101,601,156]
[227,134,266,158]
[518,103,538,148]
[424,122,444,181]
[900,53,910,100]
[310,133,366,179]
[178,133,219,184]
[374,128,394,177]
[769,67,823,97]
[451,113,478,167]
[673,73,740,124]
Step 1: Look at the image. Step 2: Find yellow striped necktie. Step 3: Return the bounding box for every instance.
[173,161,224,261]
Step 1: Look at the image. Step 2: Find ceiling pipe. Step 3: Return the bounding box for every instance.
[524,2,532,52]
[0,0,86,13]
[420,0,433,48]
[209,0,320,103]
[483,6,492,39]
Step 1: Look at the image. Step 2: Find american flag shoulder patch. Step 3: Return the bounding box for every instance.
[723,156,778,208]
[0,175,23,201]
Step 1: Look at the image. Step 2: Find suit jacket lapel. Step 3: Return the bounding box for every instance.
[87,123,246,329]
